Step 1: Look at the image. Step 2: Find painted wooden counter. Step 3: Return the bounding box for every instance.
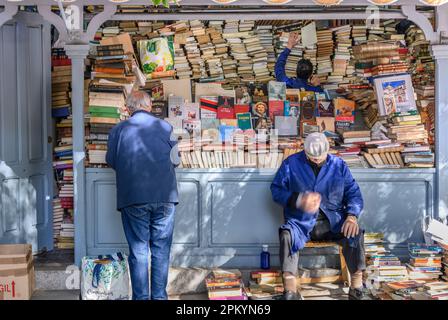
[75,168,435,267]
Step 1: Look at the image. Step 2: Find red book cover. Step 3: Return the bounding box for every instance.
[268,100,284,121]
[234,104,250,114]
[217,96,235,119]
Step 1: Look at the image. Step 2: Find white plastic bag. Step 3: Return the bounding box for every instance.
[81,252,131,300]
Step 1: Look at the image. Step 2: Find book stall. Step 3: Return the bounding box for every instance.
[1,1,447,273]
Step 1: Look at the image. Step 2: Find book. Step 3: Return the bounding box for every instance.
[235,85,252,105]
[151,100,168,119]
[200,96,218,118]
[334,98,355,123]
[268,100,284,121]
[236,112,252,130]
[182,102,200,120]
[250,83,268,103]
[268,81,286,101]
[316,117,335,133]
[217,96,235,119]
[275,116,299,136]
[168,95,184,118]
[317,100,335,117]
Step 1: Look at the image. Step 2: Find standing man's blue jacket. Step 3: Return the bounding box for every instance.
[275,48,324,93]
[106,110,179,210]
[270,151,363,254]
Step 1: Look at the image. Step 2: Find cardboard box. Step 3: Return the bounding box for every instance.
[0,244,35,300]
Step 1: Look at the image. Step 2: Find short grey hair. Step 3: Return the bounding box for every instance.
[304,132,329,157]
[126,91,152,114]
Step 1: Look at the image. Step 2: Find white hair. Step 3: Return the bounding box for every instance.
[126,91,152,114]
[304,132,329,157]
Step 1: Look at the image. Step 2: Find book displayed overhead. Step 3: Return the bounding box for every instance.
[75,18,435,170]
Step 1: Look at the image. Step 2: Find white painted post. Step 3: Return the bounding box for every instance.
[430,44,448,223]
[64,44,90,265]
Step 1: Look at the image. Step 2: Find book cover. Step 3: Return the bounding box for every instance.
[373,74,417,116]
[236,112,252,130]
[249,83,268,103]
[334,98,355,123]
[300,100,316,123]
[268,81,286,101]
[182,102,200,120]
[299,91,315,102]
[317,100,335,117]
[275,116,299,136]
[200,96,218,119]
[235,85,252,105]
[284,101,300,117]
[251,101,268,118]
[286,89,301,103]
[168,95,184,118]
[218,125,238,142]
[182,119,201,135]
[316,117,335,133]
[151,100,168,119]
[268,100,284,121]
[302,122,320,137]
[234,104,250,114]
[220,119,238,127]
[217,96,235,119]
[252,116,270,131]
[201,118,220,130]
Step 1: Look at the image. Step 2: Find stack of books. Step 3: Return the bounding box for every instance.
[58,222,75,249]
[119,21,138,35]
[352,24,367,45]
[400,143,434,168]
[52,199,64,245]
[364,233,387,258]
[379,280,426,300]
[247,270,284,300]
[205,269,246,300]
[87,43,133,166]
[361,140,404,169]
[256,25,276,76]
[331,25,352,87]
[316,28,334,85]
[102,26,120,38]
[411,281,448,300]
[406,243,443,281]
[51,48,72,118]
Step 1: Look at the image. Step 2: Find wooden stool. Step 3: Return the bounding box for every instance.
[299,241,351,286]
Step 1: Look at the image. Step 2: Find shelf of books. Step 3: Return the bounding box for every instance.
[82,18,435,170]
[51,48,75,250]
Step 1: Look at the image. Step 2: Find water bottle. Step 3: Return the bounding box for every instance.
[260,244,270,270]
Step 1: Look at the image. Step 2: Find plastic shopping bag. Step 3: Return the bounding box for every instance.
[81,252,131,300]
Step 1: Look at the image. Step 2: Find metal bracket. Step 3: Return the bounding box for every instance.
[401,4,439,44]
[0,4,18,28]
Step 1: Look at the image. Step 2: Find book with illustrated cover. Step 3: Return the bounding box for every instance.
[334,98,355,123]
[317,100,335,117]
[235,85,252,105]
[217,96,235,119]
[151,100,168,119]
[316,117,335,133]
[168,95,184,118]
[250,83,268,103]
[268,81,286,101]
[182,102,200,120]
[268,100,284,121]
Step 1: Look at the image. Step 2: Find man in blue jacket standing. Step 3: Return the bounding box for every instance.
[271,132,369,300]
[106,90,180,300]
[275,31,324,92]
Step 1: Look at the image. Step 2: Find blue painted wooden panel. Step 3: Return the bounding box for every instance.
[80,168,435,267]
[0,23,19,164]
[0,13,53,252]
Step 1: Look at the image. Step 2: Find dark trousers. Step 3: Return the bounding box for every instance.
[279,218,366,276]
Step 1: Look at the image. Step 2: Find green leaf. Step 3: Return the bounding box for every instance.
[162,0,170,8]
[151,0,162,6]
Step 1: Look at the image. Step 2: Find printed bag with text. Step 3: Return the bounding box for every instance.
[81,252,131,300]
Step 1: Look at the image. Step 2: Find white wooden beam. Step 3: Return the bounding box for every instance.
[84,4,117,42]
[401,4,439,43]
[0,4,18,28]
[37,5,69,44]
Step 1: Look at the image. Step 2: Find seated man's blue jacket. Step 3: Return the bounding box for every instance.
[106,110,179,210]
[274,48,324,92]
[270,151,363,254]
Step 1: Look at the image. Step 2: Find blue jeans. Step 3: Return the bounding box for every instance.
[120,202,175,300]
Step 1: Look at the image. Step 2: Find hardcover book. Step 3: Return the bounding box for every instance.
[317,100,335,117]
[236,112,253,130]
[217,96,235,119]
[268,100,284,121]
[334,98,355,123]
[151,100,168,119]
[200,96,218,118]
[168,95,184,118]
[268,81,286,101]
[249,83,268,103]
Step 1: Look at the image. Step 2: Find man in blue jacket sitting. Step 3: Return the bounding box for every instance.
[271,133,370,300]
[106,90,180,300]
[275,31,324,92]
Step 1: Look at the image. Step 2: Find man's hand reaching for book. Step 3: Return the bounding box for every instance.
[341,215,359,238]
[287,31,300,50]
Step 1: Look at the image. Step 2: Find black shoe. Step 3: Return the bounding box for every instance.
[348,287,372,300]
[282,291,304,300]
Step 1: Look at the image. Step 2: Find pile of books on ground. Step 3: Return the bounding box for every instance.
[379,279,426,300]
[406,243,443,281]
[205,269,247,300]
[247,270,283,300]
[364,233,387,257]
[365,233,408,290]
